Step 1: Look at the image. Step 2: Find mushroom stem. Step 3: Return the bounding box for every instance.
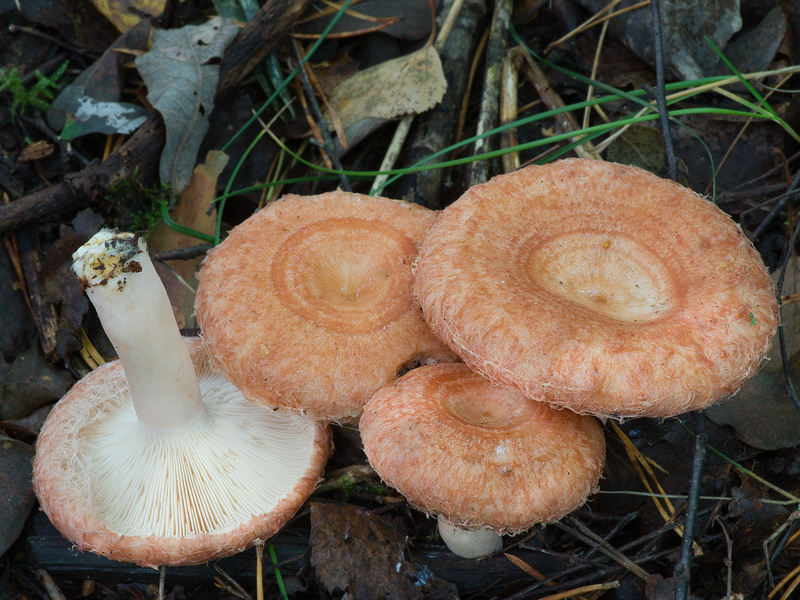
[72,230,203,432]
[437,515,502,559]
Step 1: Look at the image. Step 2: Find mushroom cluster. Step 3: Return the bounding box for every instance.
[34,158,778,568]
[362,158,777,558]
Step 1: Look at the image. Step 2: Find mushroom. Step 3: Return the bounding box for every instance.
[415,159,779,417]
[359,363,606,558]
[33,230,332,568]
[195,190,459,423]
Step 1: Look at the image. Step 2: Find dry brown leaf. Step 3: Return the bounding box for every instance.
[309,502,420,599]
[148,150,228,326]
[90,0,166,33]
[328,43,447,130]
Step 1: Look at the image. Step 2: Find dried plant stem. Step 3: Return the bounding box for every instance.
[371,0,464,195]
[500,48,522,173]
[543,0,649,55]
[468,0,512,186]
[255,539,265,600]
[36,569,66,600]
[559,517,651,581]
[435,0,466,51]
[673,417,707,600]
[291,40,350,191]
[371,115,414,193]
[518,52,597,158]
[538,582,620,600]
[715,516,733,600]
[158,566,166,600]
[647,0,677,180]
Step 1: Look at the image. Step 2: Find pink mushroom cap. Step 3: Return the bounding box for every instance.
[195,190,458,423]
[360,363,606,533]
[415,159,779,417]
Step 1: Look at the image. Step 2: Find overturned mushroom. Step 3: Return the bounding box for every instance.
[195,190,458,423]
[360,363,605,558]
[415,159,779,417]
[33,230,331,568]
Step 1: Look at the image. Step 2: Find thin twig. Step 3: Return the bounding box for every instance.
[291,39,351,191]
[371,115,414,193]
[674,415,707,600]
[715,516,733,600]
[255,539,265,600]
[36,569,66,600]
[646,0,676,180]
[559,516,651,581]
[158,565,166,600]
[155,243,213,262]
[468,0,512,186]
[750,178,799,240]
[435,0,466,51]
[763,510,800,590]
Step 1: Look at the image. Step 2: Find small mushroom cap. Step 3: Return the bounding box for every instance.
[33,338,332,568]
[195,190,458,423]
[415,159,779,417]
[360,363,606,533]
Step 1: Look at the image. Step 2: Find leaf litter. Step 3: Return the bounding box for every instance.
[3,0,800,598]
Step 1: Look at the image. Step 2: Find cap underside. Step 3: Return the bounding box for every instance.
[33,338,332,567]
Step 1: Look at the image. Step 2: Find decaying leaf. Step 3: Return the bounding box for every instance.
[90,0,166,33]
[705,257,800,450]
[0,346,73,421]
[0,437,36,558]
[574,0,741,80]
[148,150,228,326]
[48,19,153,140]
[327,43,446,151]
[135,17,239,193]
[309,502,420,599]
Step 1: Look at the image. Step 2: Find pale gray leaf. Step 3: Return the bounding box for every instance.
[135,16,239,192]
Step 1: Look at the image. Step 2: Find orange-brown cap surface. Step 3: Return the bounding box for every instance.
[360,363,606,532]
[195,190,458,423]
[33,338,332,568]
[415,159,779,417]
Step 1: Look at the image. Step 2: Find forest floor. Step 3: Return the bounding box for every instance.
[2,0,800,599]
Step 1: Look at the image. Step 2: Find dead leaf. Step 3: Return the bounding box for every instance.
[90,0,166,33]
[17,140,54,163]
[309,503,421,600]
[765,256,800,373]
[0,346,73,421]
[135,17,239,193]
[606,126,670,181]
[0,404,52,437]
[0,437,35,558]
[327,43,446,151]
[148,150,228,325]
[574,0,742,80]
[705,256,800,450]
[48,19,153,140]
